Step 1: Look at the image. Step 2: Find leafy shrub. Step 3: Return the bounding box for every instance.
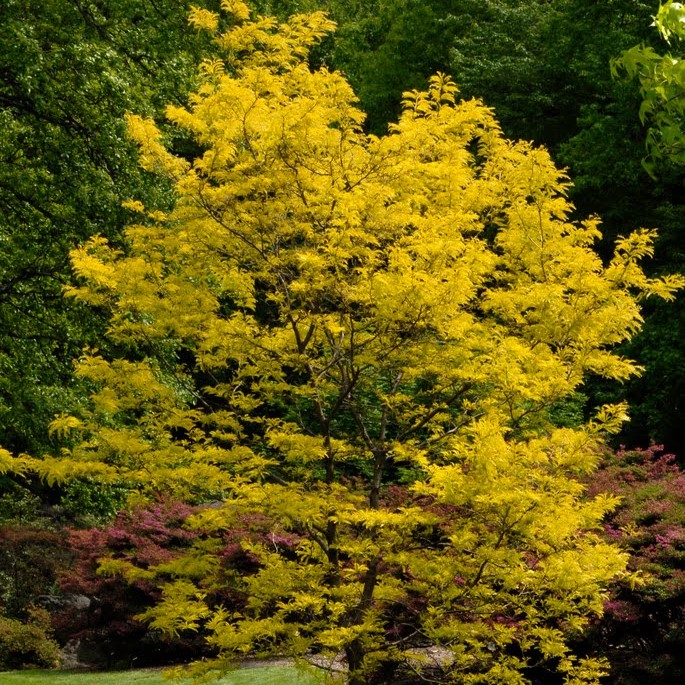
[0,524,69,617]
[582,446,685,684]
[0,607,61,669]
[58,478,130,527]
[55,498,210,668]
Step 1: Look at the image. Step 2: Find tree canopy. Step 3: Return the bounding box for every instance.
[7,3,682,683]
[0,0,205,455]
[614,1,685,171]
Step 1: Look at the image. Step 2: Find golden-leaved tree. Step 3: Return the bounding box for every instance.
[17,2,683,683]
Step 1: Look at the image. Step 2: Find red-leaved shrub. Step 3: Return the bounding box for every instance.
[582,446,685,685]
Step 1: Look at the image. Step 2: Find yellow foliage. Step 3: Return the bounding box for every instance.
[23,4,684,685]
[121,199,145,213]
[220,0,251,21]
[48,414,82,438]
[188,6,219,32]
[0,448,15,474]
[136,580,210,637]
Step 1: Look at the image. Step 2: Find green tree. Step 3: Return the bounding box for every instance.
[613,1,685,171]
[18,4,684,684]
[0,0,208,456]
[318,0,461,133]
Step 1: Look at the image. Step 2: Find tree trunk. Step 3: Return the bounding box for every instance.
[345,639,367,685]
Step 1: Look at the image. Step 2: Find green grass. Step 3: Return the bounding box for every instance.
[0,665,321,685]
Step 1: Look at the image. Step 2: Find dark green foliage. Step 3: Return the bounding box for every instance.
[0,608,61,670]
[0,0,206,456]
[56,479,128,526]
[610,293,685,453]
[0,525,69,619]
[316,0,461,133]
[0,477,44,526]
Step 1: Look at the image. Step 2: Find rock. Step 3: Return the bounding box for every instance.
[35,593,92,612]
[59,639,90,670]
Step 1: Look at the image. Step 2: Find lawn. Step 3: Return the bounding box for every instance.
[0,665,322,685]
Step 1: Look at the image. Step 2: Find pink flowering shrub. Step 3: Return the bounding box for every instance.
[56,499,302,667]
[582,446,685,684]
[55,498,210,668]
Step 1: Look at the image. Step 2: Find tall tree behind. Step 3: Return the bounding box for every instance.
[0,0,208,455]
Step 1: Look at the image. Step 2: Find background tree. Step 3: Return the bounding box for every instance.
[613,1,685,170]
[0,0,209,457]
[26,4,684,684]
[314,0,461,134]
